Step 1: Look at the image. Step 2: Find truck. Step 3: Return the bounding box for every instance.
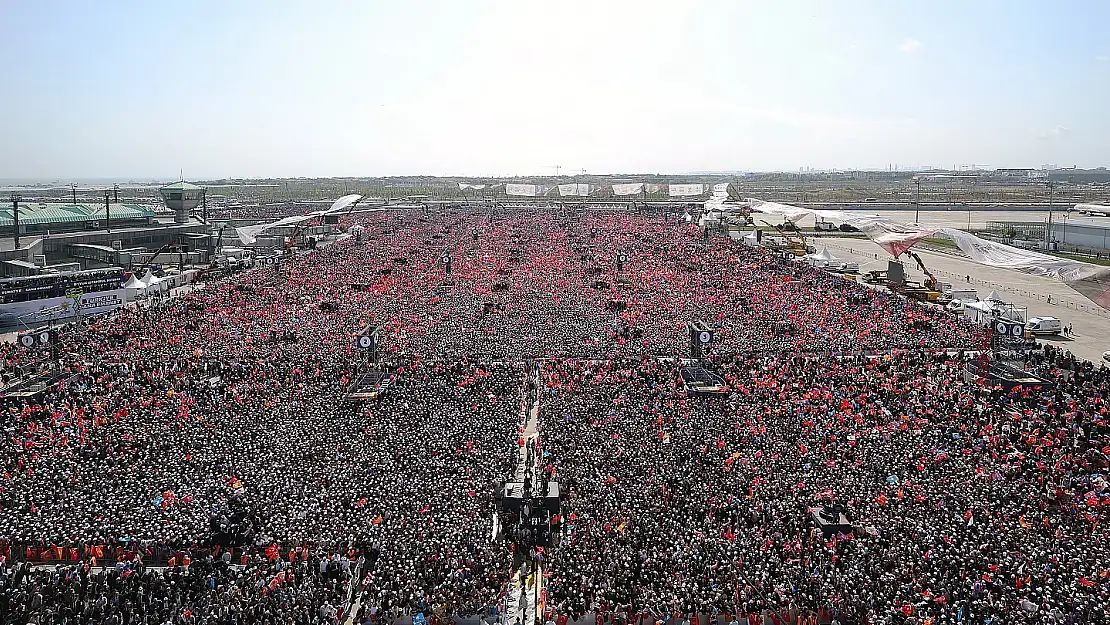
[938,288,978,305]
[1025,316,1063,336]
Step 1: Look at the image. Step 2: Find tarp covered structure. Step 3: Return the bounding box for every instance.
[744,198,1110,310]
[236,194,368,245]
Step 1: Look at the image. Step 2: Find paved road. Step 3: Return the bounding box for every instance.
[817,237,1110,364]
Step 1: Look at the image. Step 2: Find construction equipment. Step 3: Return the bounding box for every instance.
[213,225,227,254]
[144,239,188,273]
[875,258,942,302]
[905,250,941,293]
[762,221,815,256]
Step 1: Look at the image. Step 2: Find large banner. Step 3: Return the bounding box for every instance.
[0,289,128,326]
[611,183,644,196]
[669,184,705,197]
[505,184,538,197]
[712,183,730,195]
[558,183,590,197]
[646,183,665,194]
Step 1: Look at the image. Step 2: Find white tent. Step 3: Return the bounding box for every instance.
[984,290,1004,302]
[122,273,147,300]
[123,274,145,290]
[139,269,156,288]
[813,247,837,261]
[804,247,838,267]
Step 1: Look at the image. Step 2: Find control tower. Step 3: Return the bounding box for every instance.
[159,181,205,224]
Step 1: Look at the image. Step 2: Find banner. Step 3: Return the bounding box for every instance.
[611,183,644,196]
[0,289,128,325]
[713,183,730,195]
[645,183,665,194]
[669,184,705,197]
[458,183,487,190]
[506,184,538,197]
[558,183,590,197]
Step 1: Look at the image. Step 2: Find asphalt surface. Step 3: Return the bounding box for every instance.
[814,237,1110,365]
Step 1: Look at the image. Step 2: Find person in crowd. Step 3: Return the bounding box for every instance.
[1,208,1103,624]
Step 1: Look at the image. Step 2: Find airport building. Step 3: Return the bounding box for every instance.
[1,182,211,276]
[983,219,1110,254]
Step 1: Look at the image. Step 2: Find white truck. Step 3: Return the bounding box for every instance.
[1025,316,1063,336]
[938,288,978,306]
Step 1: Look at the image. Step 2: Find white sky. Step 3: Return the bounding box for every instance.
[2,0,1108,178]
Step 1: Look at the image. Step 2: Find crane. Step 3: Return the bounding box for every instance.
[904,250,940,292]
[760,220,811,256]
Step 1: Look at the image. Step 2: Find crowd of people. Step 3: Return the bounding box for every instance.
[0,207,1105,625]
[540,349,1109,624]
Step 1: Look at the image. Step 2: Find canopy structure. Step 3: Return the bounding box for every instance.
[122,274,145,290]
[745,198,1110,310]
[236,194,367,245]
[139,269,156,288]
[984,290,1004,302]
[809,247,838,262]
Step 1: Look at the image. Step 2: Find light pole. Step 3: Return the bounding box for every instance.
[10,192,22,250]
[104,190,112,232]
[1045,180,1055,250]
[71,183,77,205]
[913,177,921,224]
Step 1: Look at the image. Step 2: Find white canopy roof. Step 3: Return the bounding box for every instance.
[984,290,1004,302]
[809,247,838,261]
[139,269,156,287]
[123,274,145,290]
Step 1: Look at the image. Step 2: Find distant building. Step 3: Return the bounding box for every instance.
[994,168,1037,178]
[0,203,157,235]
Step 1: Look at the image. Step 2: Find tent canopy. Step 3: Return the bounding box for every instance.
[984,290,1004,302]
[139,269,156,287]
[809,247,838,261]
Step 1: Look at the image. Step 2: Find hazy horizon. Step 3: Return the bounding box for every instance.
[3,0,1108,179]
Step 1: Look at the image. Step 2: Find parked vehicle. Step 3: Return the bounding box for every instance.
[1025,316,1063,336]
[938,288,978,305]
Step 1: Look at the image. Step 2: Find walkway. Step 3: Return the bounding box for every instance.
[504,363,544,625]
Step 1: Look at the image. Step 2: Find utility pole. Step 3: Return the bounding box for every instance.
[914,177,921,224]
[104,189,112,232]
[1045,180,1055,250]
[10,193,22,251]
[71,183,77,205]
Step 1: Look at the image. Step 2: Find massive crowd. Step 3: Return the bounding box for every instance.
[0,207,1105,625]
[541,349,1110,624]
